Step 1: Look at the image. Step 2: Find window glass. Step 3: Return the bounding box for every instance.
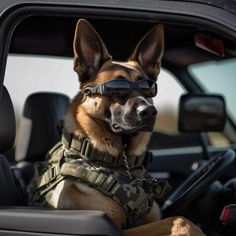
[188,58,236,147]
[4,54,185,136]
[153,68,185,134]
[188,58,236,123]
[4,54,78,126]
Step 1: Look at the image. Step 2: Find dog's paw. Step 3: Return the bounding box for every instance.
[165,216,205,236]
[123,216,205,236]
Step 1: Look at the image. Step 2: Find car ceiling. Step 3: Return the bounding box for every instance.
[174,0,236,14]
[170,0,236,14]
[9,16,236,67]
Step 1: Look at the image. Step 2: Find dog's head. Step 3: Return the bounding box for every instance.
[68,19,164,157]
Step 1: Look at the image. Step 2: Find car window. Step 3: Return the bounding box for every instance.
[4,54,78,123]
[188,58,236,147]
[4,54,185,135]
[188,58,236,123]
[153,69,185,134]
[7,54,218,152]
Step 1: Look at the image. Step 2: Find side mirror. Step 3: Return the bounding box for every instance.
[178,94,226,132]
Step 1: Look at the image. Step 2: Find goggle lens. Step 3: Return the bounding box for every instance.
[84,79,157,98]
[138,80,157,97]
[105,80,130,96]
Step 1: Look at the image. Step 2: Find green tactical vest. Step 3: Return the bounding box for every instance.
[28,131,171,229]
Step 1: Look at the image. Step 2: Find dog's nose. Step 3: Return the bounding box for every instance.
[137,105,157,119]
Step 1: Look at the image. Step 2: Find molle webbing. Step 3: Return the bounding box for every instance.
[29,133,171,228]
[33,154,151,219]
[61,131,152,168]
[60,161,151,219]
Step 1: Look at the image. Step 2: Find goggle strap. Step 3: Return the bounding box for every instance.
[97,84,104,95]
[83,80,157,97]
[84,86,100,95]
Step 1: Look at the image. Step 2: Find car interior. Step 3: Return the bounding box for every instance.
[0,3,236,235]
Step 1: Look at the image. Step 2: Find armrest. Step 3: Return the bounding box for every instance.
[0,207,123,236]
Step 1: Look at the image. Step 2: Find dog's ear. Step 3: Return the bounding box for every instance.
[73,19,111,81]
[129,24,164,80]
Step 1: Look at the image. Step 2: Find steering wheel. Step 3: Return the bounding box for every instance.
[162,149,235,217]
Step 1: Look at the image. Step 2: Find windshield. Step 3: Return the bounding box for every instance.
[188,58,236,124]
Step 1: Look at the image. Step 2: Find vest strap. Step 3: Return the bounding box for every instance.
[61,130,152,168]
[60,162,151,217]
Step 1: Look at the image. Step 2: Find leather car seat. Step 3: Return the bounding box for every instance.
[15,92,69,185]
[0,86,24,205]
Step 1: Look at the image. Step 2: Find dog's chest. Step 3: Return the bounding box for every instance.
[29,144,155,227]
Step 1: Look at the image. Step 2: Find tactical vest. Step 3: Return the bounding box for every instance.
[28,131,170,229]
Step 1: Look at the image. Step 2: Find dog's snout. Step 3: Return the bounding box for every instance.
[137,105,157,119]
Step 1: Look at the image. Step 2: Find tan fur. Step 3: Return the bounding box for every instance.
[68,92,122,157]
[123,216,204,236]
[52,180,126,228]
[127,131,151,157]
[50,19,205,235]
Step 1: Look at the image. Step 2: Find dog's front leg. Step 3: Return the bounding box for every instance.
[123,216,205,236]
[143,201,161,223]
[51,180,126,228]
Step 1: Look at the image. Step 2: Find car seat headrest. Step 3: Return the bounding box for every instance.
[15,92,69,162]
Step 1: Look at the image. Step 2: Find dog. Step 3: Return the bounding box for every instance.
[28,19,204,235]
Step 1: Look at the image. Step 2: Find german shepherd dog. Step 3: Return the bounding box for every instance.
[29,19,204,236]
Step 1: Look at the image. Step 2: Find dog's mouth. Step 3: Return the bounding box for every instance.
[109,120,155,134]
[111,123,124,133]
[111,123,142,134]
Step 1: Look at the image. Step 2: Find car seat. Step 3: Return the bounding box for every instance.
[0,86,24,205]
[15,92,70,185]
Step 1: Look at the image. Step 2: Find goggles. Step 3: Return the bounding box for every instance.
[83,79,157,98]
